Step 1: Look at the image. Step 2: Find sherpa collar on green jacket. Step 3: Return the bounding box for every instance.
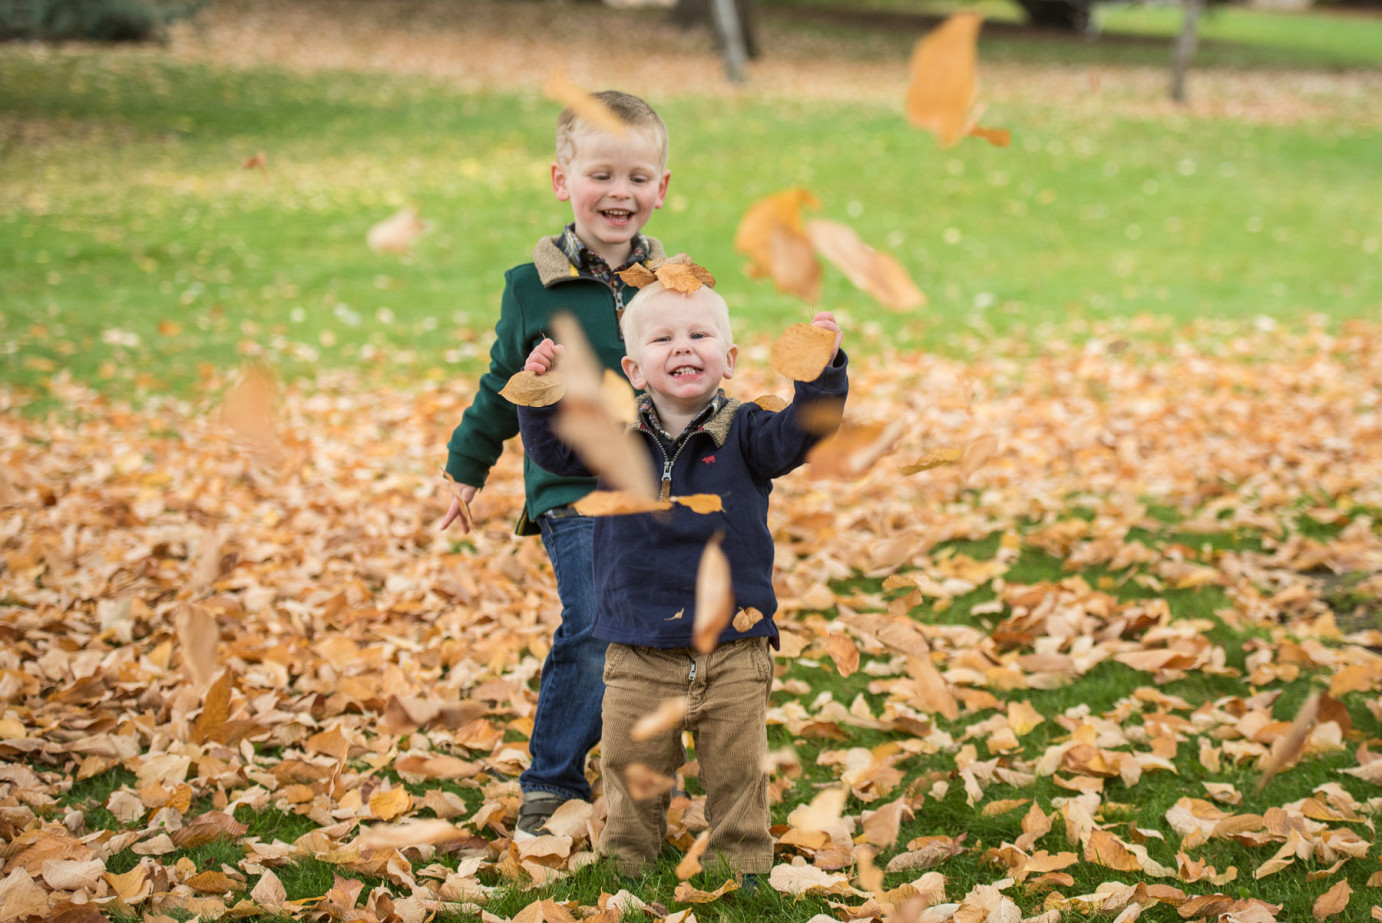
[532,234,666,288]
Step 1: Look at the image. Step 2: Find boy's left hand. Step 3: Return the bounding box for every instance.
[811,311,843,362]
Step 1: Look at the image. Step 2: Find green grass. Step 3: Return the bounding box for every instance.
[2,4,1380,410]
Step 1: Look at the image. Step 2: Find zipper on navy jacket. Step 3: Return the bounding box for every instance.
[646,425,698,501]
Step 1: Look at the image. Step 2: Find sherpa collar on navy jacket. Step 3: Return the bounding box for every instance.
[517,351,849,650]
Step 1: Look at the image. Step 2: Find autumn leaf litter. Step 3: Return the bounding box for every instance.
[3,316,1382,920]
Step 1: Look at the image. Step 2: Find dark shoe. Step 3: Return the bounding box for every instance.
[740,873,760,897]
[515,791,566,840]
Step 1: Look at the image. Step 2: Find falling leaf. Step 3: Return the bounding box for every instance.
[788,786,847,833]
[735,189,822,302]
[958,434,999,480]
[771,322,838,382]
[905,12,1006,148]
[221,362,285,468]
[751,394,789,412]
[675,830,711,879]
[357,819,468,849]
[692,533,734,654]
[632,697,688,741]
[241,150,268,180]
[807,419,907,480]
[1257,691,1319,790]
[825,632,860,678]
[542,71,628,137]
[674,493,723,514]
[366,206,426,255]
[900,446,964,475]
[573,490,673,517]
[175,603,219,691]
[732,607,764,632]
[624,762,677,802]
[500,369,566,407]
[805,218,925,310]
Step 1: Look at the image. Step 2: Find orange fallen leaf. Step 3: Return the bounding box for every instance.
[787,786,847,833]
[357,819,469,849]
[368,786,412,822]
[1313,880,1350,921]
[825,632,860,678]
[732,606,764,632]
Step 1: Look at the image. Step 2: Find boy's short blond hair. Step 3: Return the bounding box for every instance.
[555,90,669,170]
[620,281,734,359]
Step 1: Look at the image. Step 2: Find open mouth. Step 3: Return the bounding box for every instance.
[602,209,633,224]
[670,366,701,379]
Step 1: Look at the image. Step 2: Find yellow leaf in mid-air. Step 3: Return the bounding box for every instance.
[366,206,426,254]
[543,71,628,137]
[805,218,925,311]
[958,434,1000,480]
[692,533,735,653]
[499,369,565,407]
[735,189,822,302]
[771,322,838,382]
[1257,691,1319,790]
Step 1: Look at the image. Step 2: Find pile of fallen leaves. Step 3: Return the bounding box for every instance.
[2,317,1382,922]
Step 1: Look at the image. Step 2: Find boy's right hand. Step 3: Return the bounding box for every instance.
[524,337,563,375]
[440,482,478,533]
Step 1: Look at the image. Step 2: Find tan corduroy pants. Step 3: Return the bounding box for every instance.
[599,637,774,876]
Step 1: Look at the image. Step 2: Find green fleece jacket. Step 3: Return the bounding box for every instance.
[445,233,665,534]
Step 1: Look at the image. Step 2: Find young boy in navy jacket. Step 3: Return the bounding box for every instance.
[515,271,847,876]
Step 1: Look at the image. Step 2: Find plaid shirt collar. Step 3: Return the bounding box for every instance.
[637,391,727,443]
[558,224,652,283]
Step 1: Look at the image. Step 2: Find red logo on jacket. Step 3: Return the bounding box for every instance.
[702,455,716,465]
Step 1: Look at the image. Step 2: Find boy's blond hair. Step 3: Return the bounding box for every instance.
[555,90,669,170]
[620,281,734,360]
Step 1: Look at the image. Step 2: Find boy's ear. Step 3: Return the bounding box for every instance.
[722,343,739,380]
[551,162,572,202]
[621,354,647,391]
[653,169,670,209]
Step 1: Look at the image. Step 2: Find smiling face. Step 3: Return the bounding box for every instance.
[551,128,670,267]
[621,286,737,424]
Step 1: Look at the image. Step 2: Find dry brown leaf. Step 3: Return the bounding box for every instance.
[771,322,839,382]
[500,369,566,407]
[1312,879,1351,920]
[692,533,734,654]
[366,206,426,254]
[787,786,847,833]
[732,607,764,632]
[750,394,789,412]
[673,878,738,903]
[649,254,716,293]
[175,603,219,692]
[542,71,628,137]
[808,419,906,480]
[241,150,267,173]
[357,819,468,849]
[368,786,412,821]
[221,362,285,468]
[805,218,925,310]
[958,434,1000,481]
[632,696,688,741]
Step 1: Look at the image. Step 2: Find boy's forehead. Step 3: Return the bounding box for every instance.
[566,125,665,165]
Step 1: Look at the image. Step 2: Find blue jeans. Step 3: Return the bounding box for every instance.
[522,512,606,802]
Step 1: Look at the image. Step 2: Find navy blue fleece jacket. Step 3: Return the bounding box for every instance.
[516,351,848,649]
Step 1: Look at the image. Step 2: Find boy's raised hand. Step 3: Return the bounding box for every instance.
[525,337,563,375]
[811,311,844,362]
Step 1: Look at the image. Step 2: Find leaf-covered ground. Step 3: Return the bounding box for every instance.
[3,318,1382,922]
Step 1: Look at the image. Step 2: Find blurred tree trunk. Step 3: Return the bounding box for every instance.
[1170,0,1205,103]
[670,0,760,60]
